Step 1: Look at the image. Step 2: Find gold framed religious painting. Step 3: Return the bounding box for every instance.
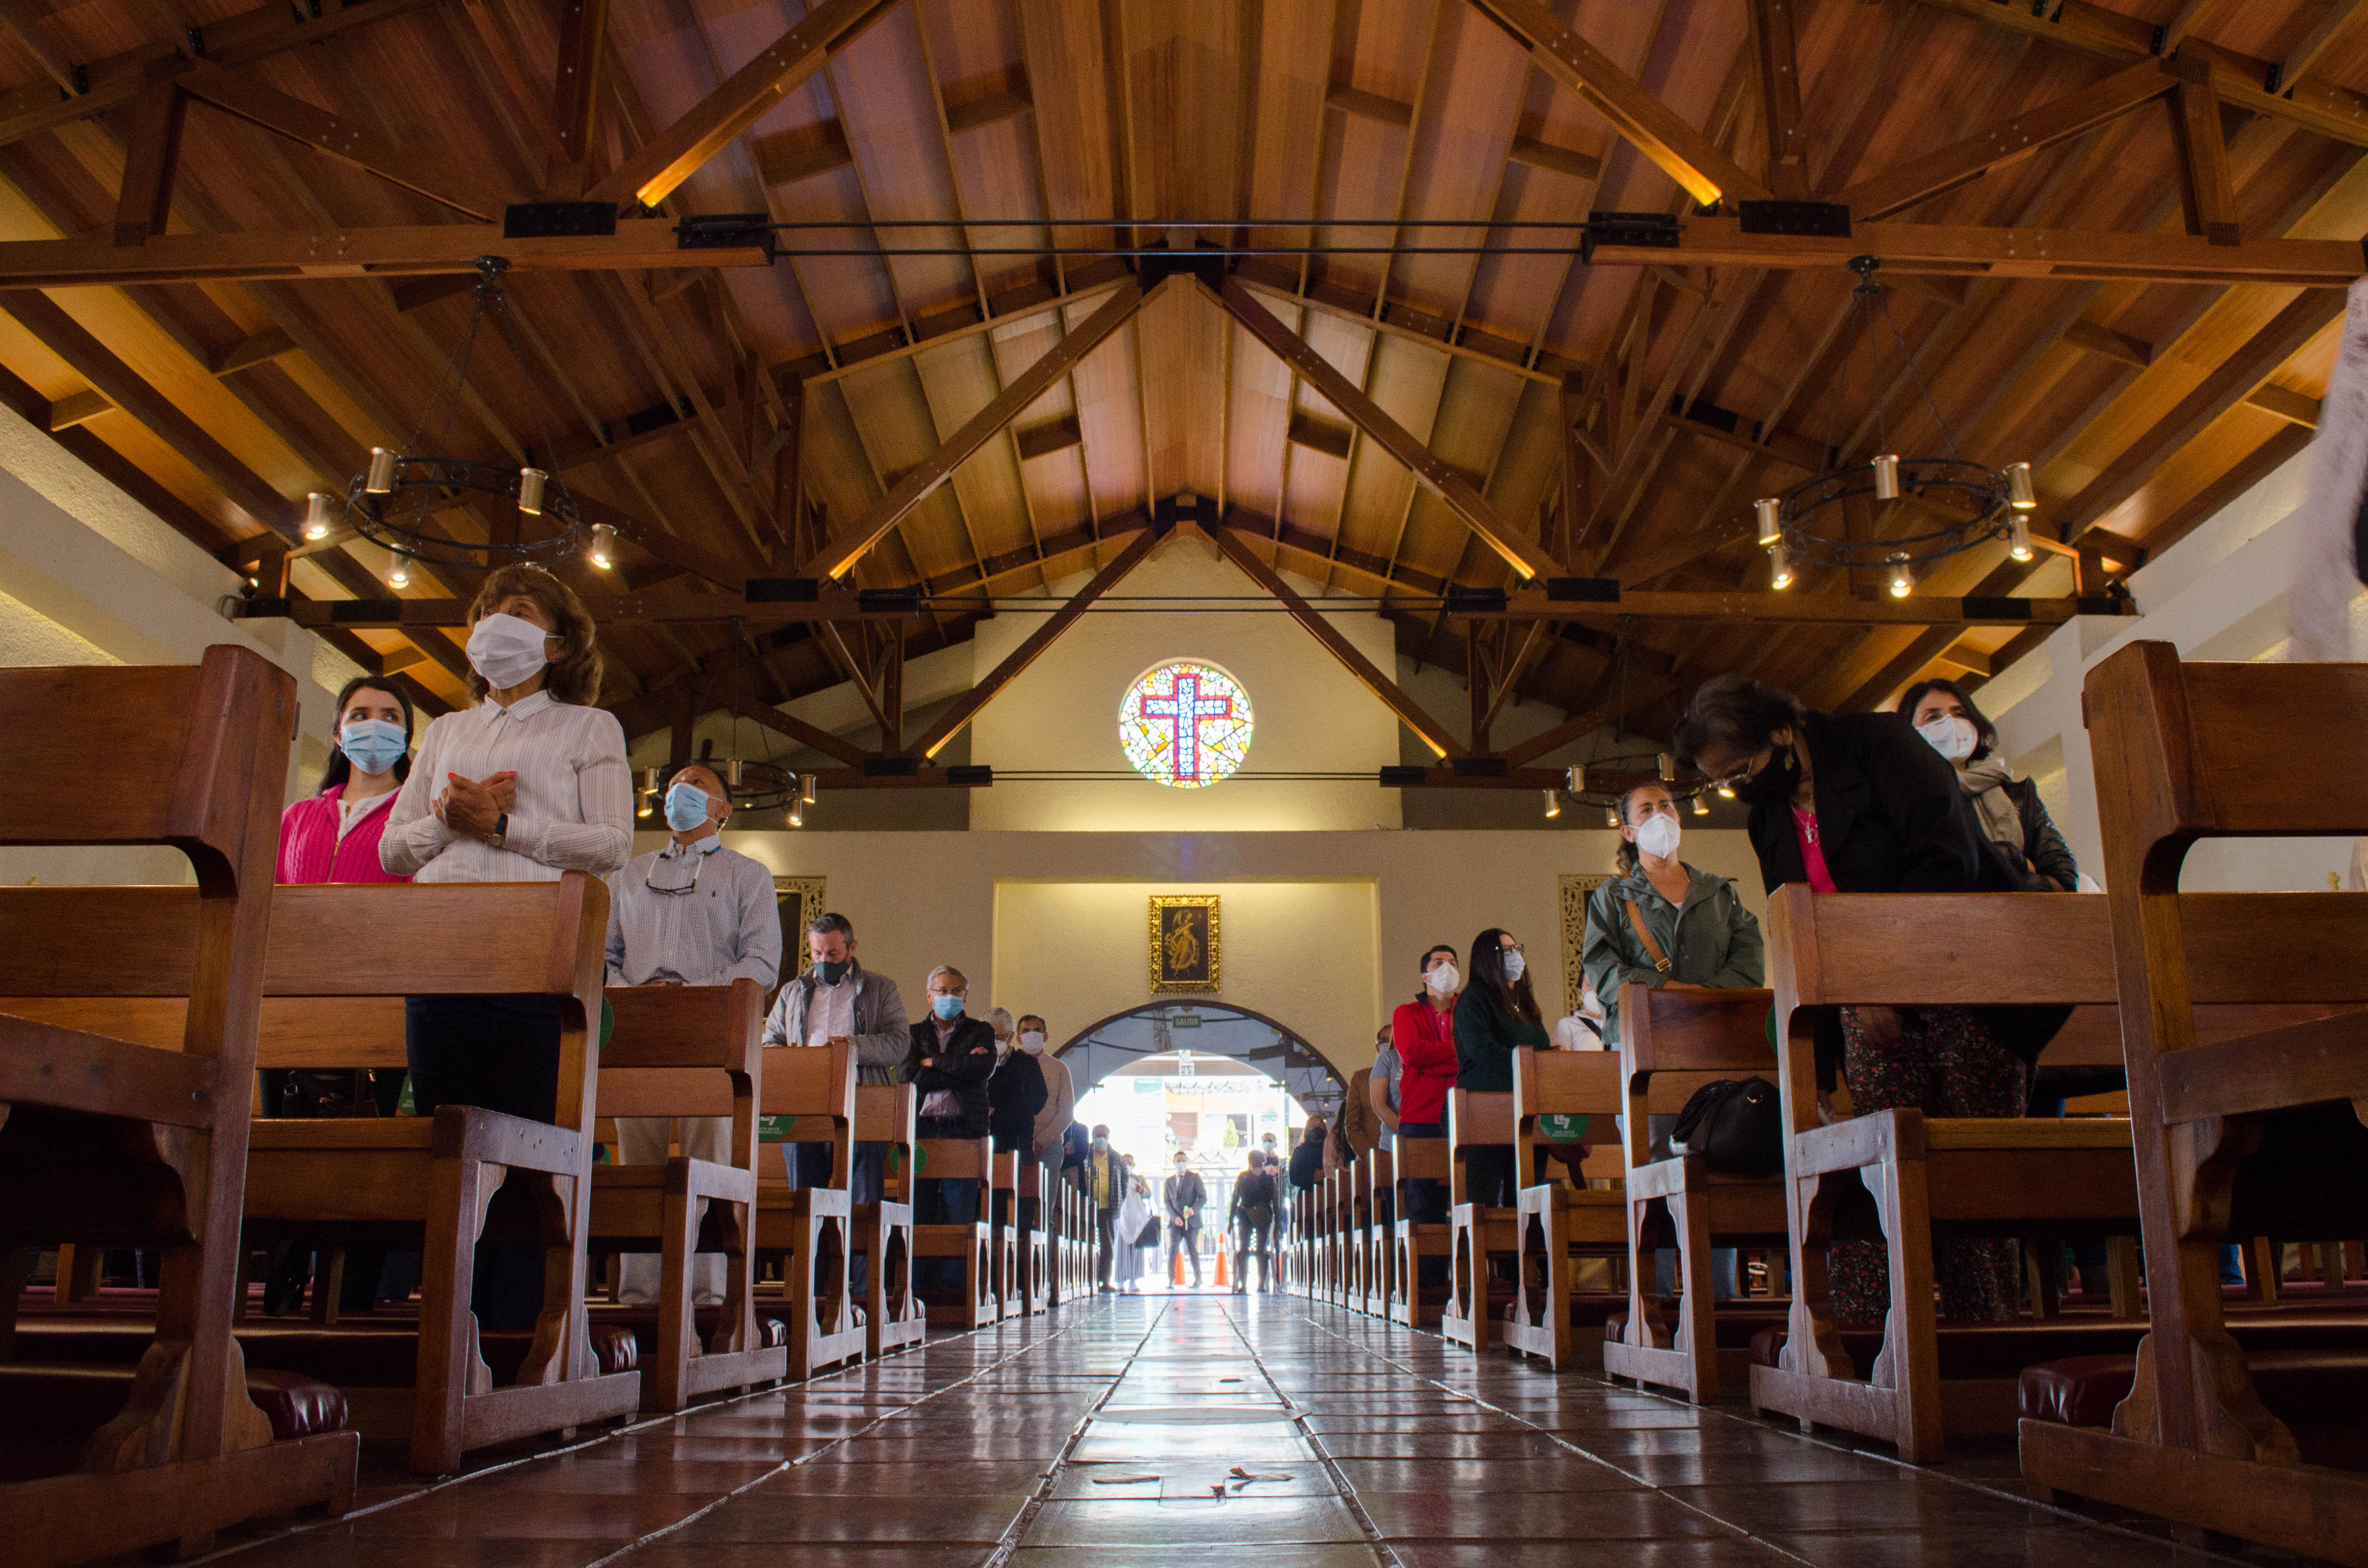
[1559,873,1612,1018]
[1149,895,1220,993]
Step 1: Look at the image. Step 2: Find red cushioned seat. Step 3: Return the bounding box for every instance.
[757,1317,788,1349]
[2017,1354,2130,1427]
[2018,1348,2368,1469]
[588,1323,637,1374]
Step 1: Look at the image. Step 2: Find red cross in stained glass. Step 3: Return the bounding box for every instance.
[1140,672,1236,783]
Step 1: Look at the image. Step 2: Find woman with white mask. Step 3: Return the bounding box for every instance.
[1898,678,2080,892]
[380,564,631,1331]
[1451,928,1550,1209]
[1581,783,1766,1052]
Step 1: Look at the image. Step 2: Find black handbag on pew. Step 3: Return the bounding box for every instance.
[1665,1077,1783,1177]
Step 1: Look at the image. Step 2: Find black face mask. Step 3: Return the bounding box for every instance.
[815,958,851,984]
[1734,742,1801,807]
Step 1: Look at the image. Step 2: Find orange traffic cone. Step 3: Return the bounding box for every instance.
[1215,1246,1231,1290]
[1172,1246,1186,1286]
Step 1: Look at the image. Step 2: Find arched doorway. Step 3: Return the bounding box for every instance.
[1055,1001,1348,1113]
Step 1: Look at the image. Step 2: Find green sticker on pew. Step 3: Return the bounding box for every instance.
[601,996,613,1051]
[1539,1113,1589,1142]
[758,1115,794,1143]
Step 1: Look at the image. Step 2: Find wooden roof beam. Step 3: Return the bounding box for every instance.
[2167,63,2240,246]
[1837,61,2175,222]
[812,275,1156,581]
[904,525,1163,761]
[1583,218,2360,284]
[1910,0,2368,150]
[587,0,901,212]
[547,0,609,195]
[176,63,512,220]
[0,289,296,541]
[2278,0,2368,89]
[1464,0,1772,207]
[0,220,768,288]
[1207,275,1558,582]
[1207,519,1466,760]
[706,686,872,769]
[1749,0,1807,197]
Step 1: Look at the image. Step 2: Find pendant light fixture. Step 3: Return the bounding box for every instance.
[1755,257,2036,588]
[303,491,333,541]
[1542,790,1561,821]
[335,256,588,573]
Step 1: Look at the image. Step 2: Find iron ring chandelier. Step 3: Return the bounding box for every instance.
[1753,257,2036,598]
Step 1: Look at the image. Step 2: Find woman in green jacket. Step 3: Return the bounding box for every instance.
[1453,926,1549,1208]
[1582,782,1766,1050]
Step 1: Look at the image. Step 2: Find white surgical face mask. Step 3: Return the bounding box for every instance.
[1425,961,1459,995]
[1635,813,1681,861]
[467,612,553,693]
[1018,1030,1045,1054]
[1501,949,1526,983]
[1917,714,1978,763]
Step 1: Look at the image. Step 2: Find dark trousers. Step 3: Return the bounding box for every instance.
[1234,1218,1271,1291]
[1397,1122,1447,1225]
[794,1139,885,1293]
[405,994,562,1333]
[916,1176,980,1295]
[1096,1207,1117,1286]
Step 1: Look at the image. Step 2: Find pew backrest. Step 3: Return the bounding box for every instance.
[1616,984,1776,1167]
[598,978,768,1175]
[1511,1046,1622,1180]
[1445,1088,1515,1207]
[857,1083,918,1200]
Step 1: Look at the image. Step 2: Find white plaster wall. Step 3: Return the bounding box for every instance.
[1984,443,2363,894]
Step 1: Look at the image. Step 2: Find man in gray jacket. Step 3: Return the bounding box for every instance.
[759,911,910,1209]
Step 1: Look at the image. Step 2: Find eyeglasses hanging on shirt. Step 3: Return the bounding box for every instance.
[642,845,712,897]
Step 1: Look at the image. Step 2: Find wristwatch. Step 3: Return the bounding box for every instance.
[489,812,508,849]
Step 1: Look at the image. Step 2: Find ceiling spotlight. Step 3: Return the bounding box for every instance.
[640,767,665,792]
[801,774,818,807]
[724,758,744,786]
[1768,540,1794,591]
[635,792,653,819]
[788,801,804,828]
[1716,782,1735,799]
[2006,461,2036,511]
[1658,752,1676,782]
[1887,554,1913,598]
[1604,805,1620,828]
[1566,764,1585,794]
[517,466,548,517]
[1542,790,1560,821]
[1692,793,1709,816]
[365,446,397,494]
[1754,497,1782,547]
[588,522,617,570]
[303,491,333,541]
[386,553,410,590]
[2007,514,2034,562]
[1872,453,1900,502]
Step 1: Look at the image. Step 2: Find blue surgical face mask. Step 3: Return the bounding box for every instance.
[664,781,713,833]
[932,993,964,1021]
[339,717,407,776]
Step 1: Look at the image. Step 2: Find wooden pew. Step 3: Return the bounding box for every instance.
[589,981,791,1409]
[1440,1090,1518,1351]
[1336,1162,1365,1309]
[1390,1135,1451,1328]
[254,878,639,1471]
[987,1148,1024,1319]
[749,1040,870,1379]
[2018,642,2368,1563]
[1013,1157,1053,1314]
[0,647,358,1566]
[1503,1047,1630,1369]
[1759,888,2137,1462]
[913,1135,998,1328]
[1600,986,1789,1400]
[1357,1148,1395,1317]
[854,1085,925,1357]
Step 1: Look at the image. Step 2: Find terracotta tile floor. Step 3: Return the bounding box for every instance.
[187,1292,2309,1568]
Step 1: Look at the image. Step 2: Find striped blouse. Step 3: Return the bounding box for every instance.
[380,689,633,883]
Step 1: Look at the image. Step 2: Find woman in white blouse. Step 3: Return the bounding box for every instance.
[381,562,630,1327]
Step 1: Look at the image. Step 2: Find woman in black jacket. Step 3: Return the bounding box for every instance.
[1452,927,1551,1209]
[1673,673,2040,1327]
[1898,678,2080,890]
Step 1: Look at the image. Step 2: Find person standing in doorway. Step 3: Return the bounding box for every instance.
[1164,1151,1206,1288]
[1228,1149,1279,1295]
[606,762,781,1308]
[1087,1124,1128,1291]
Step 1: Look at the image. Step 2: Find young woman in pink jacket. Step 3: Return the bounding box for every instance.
[276,675,417,887]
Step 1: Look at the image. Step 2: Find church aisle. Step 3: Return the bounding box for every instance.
[199,1294,2261,1568]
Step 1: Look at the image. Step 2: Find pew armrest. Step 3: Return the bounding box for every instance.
[431,1105,585,1176]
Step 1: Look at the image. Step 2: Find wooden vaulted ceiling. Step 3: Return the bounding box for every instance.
[0,0,2359,755]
